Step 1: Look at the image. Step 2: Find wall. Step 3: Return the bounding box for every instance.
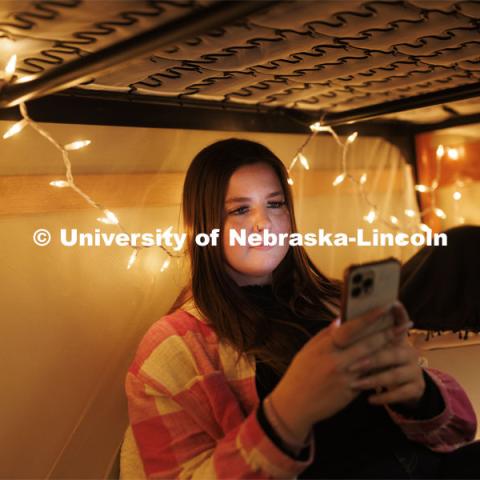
[420,341,480,441]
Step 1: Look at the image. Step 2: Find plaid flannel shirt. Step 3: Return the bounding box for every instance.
[120,301,477,479]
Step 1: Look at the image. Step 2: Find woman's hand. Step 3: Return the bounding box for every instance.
[269,302,411,443]
[349,302,426,409]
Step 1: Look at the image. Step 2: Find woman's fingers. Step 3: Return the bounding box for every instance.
[346,338,426,407]
[391,301,412,328]
[335,327,399,370]
[332,304,394,348]
[366,380,425,406]
[348,337,413,373]
[350,363,414,390]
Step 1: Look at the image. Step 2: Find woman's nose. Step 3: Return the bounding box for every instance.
[253,208,272,232]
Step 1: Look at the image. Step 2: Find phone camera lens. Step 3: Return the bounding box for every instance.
[363,277,373,294]
[352,286,362,298]
[352,273,363,284]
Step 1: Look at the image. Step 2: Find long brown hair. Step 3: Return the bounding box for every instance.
[168,138,341,376]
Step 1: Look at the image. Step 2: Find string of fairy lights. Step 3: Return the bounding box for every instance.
[1,53,469,271]
[2,56,180,271]
[286,122,468,234]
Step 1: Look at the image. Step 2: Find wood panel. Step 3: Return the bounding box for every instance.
[0,169,406,216]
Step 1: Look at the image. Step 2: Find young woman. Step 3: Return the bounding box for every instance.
[120,139,477,479]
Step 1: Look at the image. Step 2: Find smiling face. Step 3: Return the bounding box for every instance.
[222,162,291,286]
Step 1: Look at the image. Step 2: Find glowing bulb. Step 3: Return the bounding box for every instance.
[97,209,119,225]
[359,173,367,184]
[50,180,69,188]
[453,191,462,201]
[287,177,294,185]
[346,132,358,144]
[332,173,346,186]
[298,153,310,170]
[447,147,459,160]
[16,74,36,84]
[404,209,416,218]
[310,122,328,133]
[415,184,430,193]
[64,139,91,151]
[364,209,376,224]
[127,249,138,270]
[419,223,431,233]
[436,145,444,158]
[3,119,27,139]
[5,54,17,80]
[390,215,399,225]
[434,207,446,219]
[105,210,119,224]
[160,257,171,272]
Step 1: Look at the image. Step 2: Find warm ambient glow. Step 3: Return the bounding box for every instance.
[434,207,447,219]
[8,99,452,268]
[364,209,376,224]
[309,121,328,133]
[297,153,310,170]
[97,209,119,225]
[447,147,459,161]
[415,184,430,193]
[50,180,70,188]
[453,191,462,201]
[332,172,346,186]
[160,258,171,272]
[127,249,138,270]
[347,132,358,144]
[302,120,412,232]
[5,54,17,80]
[64,139,91,151]
[3,119,27,139]
[4,102,180,271]
[16,74,36,84]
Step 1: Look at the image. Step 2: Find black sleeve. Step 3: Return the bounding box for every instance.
[388,369,446,419]
[256,399,311,461]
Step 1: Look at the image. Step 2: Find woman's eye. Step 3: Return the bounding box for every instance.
[228,201,286,216]
[268,201,286,208]
[229,206,249,216]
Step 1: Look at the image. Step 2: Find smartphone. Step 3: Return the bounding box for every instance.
[341,257,401,323]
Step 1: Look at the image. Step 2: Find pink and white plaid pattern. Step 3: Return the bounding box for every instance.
[122,303,477,479]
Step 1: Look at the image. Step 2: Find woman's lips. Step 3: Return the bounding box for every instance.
[250,245,274,250]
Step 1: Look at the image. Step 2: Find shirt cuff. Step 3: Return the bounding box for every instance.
[256,399,312,461]
[387,369,446,419]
